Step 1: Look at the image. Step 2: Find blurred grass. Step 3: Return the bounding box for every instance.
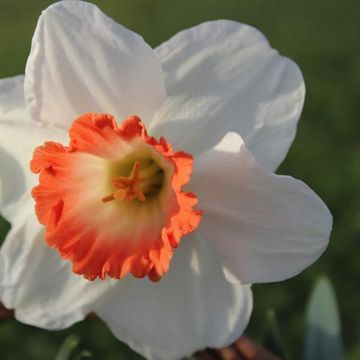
[0,0,359,359]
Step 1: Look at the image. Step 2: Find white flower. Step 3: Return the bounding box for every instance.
[0,1,332,359]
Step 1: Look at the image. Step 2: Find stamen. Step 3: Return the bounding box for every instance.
[102,161,146,203]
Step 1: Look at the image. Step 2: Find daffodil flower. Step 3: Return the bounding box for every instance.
[0,1,332,359]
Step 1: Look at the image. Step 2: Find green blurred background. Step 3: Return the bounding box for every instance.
[0,0,359,359]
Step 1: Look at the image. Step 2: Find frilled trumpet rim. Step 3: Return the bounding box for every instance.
[30,113,202,281]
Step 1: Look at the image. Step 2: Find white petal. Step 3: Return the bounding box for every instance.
[25,1,166,128]
[0,76,67,221]
[0,198,115,329]
[191,132,332,284]
[152,20,304,171]
[1,198,252,358]
[0,75,27,118]
[0,81,66,221]
[96,234,252,360]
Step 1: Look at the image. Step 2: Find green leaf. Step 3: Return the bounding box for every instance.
[262,309,288,359]
[55,335,81,360]
[303,276,343,360]
[74,350,93,360]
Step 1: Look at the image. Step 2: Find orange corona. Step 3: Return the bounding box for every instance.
[31,113,202,282]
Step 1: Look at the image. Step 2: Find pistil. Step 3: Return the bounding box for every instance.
[102,161,146,203]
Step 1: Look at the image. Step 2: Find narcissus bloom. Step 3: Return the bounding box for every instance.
[0,1,332,359]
